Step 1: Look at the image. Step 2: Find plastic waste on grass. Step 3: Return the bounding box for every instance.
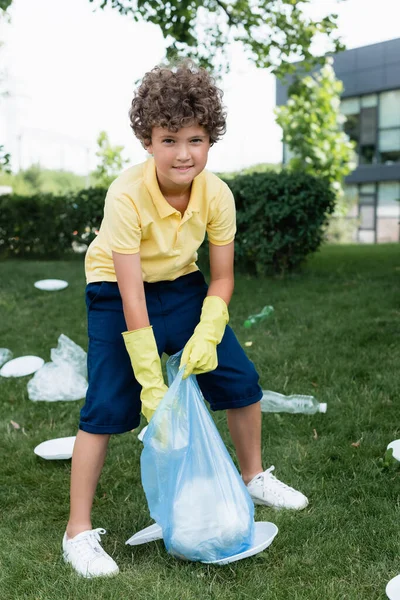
[137,427,147,442]
[0,348,13,368]
[140,351,255,563]
[0,356,44,378]
[126,521,278,566]
[34,436,76,460]
[34,279,68,291]
[261,390,327,414]
[244,306,274,328]
[387,440,400,462]
[50,334,87,379]
[28,335,88,401]
[386,574,400,600]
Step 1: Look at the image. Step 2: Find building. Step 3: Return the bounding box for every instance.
[276,38,400,243]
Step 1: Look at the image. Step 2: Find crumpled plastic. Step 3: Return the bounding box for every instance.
[0,348,13,368]
[140,351,254,563]
[27,335,88,402]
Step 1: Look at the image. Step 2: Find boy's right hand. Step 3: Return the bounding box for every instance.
[122,326,168,423]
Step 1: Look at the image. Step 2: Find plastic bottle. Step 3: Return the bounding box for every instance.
[243,306,274,328]
[260,390,327,414]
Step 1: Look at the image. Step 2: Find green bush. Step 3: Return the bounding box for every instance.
[226,169,336,274]
[0,188,106,258]
[0,170,335,273]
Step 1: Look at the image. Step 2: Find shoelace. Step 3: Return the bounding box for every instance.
[71,528,107,562]
[258,466,298,498]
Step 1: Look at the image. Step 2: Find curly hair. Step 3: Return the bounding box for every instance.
[129,61,226,147]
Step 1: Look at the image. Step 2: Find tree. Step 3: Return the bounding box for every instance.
[274,57,356,201]
[89,0,344,77]
[0,145,11,173]
[92,131,129,188]
[0,3,12,168]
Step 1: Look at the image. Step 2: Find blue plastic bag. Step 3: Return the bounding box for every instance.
[141,352,255,563]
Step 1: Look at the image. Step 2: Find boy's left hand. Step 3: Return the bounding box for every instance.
[180,296,229,379]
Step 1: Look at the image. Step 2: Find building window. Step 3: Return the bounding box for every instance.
[357,183,376,243]
[379,90,400,164]
[359,107,377,164]
[379,129,400,164]
[341,90,400,165]
[379,91,400,128]
[377,182,400,242]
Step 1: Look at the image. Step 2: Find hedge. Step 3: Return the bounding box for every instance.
[0,170,335,273]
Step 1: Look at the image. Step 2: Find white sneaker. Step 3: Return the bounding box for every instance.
[62,528,119,578]
[246,466,309,510]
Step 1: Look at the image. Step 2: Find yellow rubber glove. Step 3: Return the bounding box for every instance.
[122,326,168,423]
[179,296,229,379]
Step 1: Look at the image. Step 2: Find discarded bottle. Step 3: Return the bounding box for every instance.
[260,390,327,414]
[243,306,274,328]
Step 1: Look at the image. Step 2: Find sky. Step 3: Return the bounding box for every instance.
[1,0,400,174]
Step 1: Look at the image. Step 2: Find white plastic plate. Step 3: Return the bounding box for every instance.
[126,521,278,565]
[386,574,400,599]
[34,436,76,460]
[204,522,278,565]
[0,355,44,378]
[387,440,400,462]
[137,426,148,442]
[126,523,163,546]
[34,279,68,291]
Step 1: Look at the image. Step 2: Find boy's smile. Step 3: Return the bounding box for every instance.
[147,124,211,197]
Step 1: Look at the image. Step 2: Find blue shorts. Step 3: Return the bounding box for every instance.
[80,271,262,434]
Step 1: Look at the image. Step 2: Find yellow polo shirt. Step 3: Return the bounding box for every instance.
[85,158,236,283]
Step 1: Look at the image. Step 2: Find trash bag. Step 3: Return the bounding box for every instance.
[141,352,254,563]
[51,334,87,379]
[27,335,88,402]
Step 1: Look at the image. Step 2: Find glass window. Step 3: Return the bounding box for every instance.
[379,90,400,128]
[338,185,358,218]
[377,218,399,243]
[358,230,375,243]
[379,129,400,151]
[361,94,378,108]
[344,114,359,144]
[360,184,375,194]
[344,185,359,218]
[379,129,400,163]
[360,107,377,145]
[359,205,375,229]
[377,182,400,217]
[359,146,376,164]
[340,98,360,115]
[359,194,375,205]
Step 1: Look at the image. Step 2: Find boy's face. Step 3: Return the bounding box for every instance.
[147,124,211,192]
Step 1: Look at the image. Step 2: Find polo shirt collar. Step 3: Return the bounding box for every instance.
[144,157,203,219]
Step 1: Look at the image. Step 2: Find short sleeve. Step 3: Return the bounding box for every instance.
[103,192,141,254]
[206,183,236,246]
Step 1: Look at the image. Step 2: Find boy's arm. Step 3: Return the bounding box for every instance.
[207,240,235,305]
[113,251,168,423]
[179,241,234,378]
[112,251,150,330]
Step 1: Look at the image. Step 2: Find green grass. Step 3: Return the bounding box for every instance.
[0,244,399,600]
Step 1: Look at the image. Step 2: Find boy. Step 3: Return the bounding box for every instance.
[63,62,308,578]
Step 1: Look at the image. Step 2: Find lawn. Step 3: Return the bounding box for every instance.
[0,244,399,600]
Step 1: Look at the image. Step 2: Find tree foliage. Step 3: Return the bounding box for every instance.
[0,145,11,174]
[89,0,344,77]
[275,58,356,201]
[0,0,12,11]
[92,131,130,188]
[0,164,88,195]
